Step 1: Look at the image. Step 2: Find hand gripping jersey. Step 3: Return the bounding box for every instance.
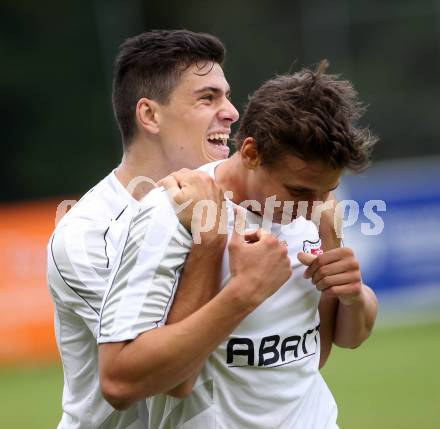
[99,161,339,429]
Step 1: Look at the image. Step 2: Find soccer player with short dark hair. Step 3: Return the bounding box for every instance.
[47,29,250,429]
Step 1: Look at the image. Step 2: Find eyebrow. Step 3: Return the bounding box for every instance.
[193,86,231,97]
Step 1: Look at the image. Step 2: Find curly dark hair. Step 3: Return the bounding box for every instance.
[112,29,225,145]
[234,60,377,172]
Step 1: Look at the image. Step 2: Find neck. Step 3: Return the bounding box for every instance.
[115,136,179,201]
[215,153,249,204]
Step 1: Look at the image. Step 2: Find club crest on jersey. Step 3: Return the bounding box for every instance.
[303,239,323,256]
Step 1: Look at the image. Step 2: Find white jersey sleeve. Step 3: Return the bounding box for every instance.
[47,172,149,429]
[98,188,193,343]
[48,216,117,336]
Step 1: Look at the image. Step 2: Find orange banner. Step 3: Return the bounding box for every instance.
[0,198,76,365]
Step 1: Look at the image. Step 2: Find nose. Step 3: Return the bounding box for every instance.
[219,98,240,124]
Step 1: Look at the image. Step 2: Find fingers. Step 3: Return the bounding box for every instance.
[168,170,207,209]
[169,168,192,187]
[318,209,341,251]
[310,257,360,285]
[160,169,205,195]
[159,175,188,211]
[303,247,353,279]
[171,169,211,189]
[298,244,363,307]
[158,174,195,231]
[322,284,363,305]
[170,171,194,203]
[159,174,192,205]
[315,272,360,291]
[158,175,180,196]
[297,251,316,267]
[230,209,278,247]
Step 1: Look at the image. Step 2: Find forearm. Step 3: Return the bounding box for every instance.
[166,239,225,324]
[318,295,338,369]
[333,285,378,348]
[317,210,377,350]
[317,205,340,367]
[165,239,225,397]
[99,277,255,409]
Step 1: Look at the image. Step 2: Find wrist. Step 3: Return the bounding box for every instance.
[224,274,262,313]
[338,283,366,307]
[197,232,228,251]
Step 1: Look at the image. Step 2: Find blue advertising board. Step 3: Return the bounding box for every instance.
[336,157,440,322]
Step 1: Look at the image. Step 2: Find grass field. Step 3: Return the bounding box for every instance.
[0,322,439,428]
[322,322,440,429]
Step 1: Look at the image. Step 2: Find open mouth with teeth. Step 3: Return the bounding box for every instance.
[206,133,230,159]
[207,133,229,146]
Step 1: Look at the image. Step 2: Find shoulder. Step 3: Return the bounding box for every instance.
[129,187,192,252]
[57,172,134,228]
[135,187,179,231]
[49,174,136,276]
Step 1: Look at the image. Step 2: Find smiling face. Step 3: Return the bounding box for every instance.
[238,139,341,223]
[155,62,239,170]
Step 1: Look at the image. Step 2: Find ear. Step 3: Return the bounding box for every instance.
[240,137,261,169]
[135,97,160,134]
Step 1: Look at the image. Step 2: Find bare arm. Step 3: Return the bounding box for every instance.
[318,295,338,368]
[332,283,377,348]
[165,238,225,397]
[299,247,378,351]
[310,198,378,367]
[166,242,224,322]
[159,170,227,397]
[99,277,256,409]
[99,211,292,410]
[317,204,340,368]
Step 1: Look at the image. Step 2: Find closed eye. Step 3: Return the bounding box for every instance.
[285,184,339,196]
[286,187,310,196]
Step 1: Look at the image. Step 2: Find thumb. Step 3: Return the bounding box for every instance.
[297,251,316,266]
[159,175,180,200]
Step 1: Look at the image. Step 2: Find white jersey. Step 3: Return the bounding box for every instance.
[98,187,193,343]
[101,161,338,428]
[47,171,148,429]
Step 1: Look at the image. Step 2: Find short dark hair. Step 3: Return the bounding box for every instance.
[112,29,225,145]
[235,60,377,172]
